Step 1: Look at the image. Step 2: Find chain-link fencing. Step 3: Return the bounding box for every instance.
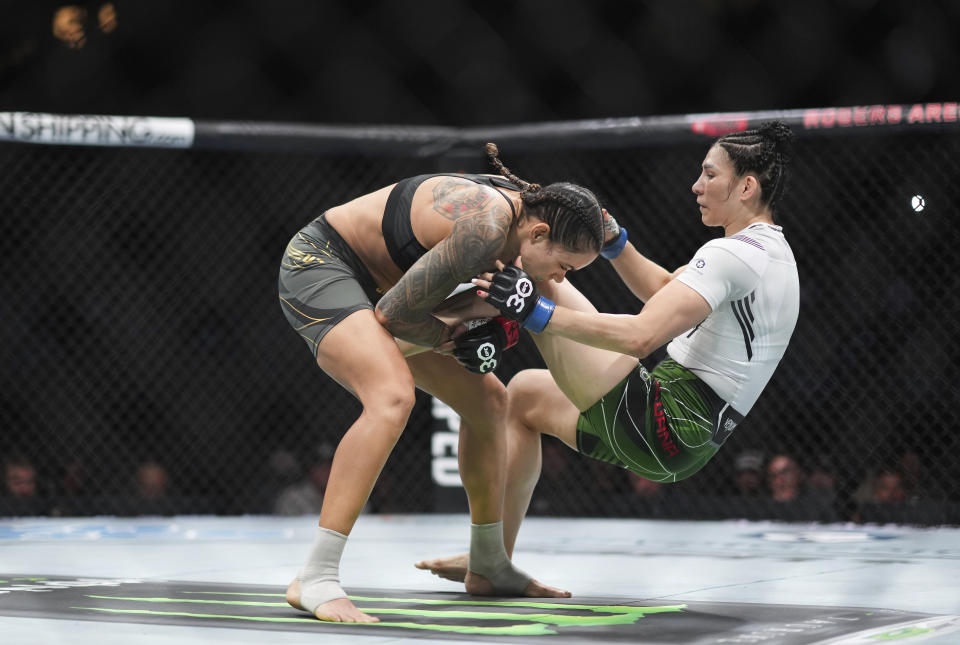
[1,108,957,524]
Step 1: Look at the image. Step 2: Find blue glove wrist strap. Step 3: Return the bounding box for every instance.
[600,226,628,259]
[523,297,555,334]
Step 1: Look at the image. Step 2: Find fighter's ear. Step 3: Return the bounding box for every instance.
[529,221,550,242]
[740,174,760,202]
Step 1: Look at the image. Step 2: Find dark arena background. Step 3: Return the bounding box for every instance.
[2,3,960,644]
[1,108,957,524]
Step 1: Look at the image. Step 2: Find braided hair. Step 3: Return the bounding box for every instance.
[715,121,794,214]
[485,143,604,254]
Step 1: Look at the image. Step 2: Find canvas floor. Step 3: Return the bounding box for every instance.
[1,514,958,644]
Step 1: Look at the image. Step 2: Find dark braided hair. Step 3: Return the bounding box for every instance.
[715,121,794,213]
[485,142,604,254]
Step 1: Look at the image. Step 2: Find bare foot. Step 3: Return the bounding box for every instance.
[285,577,379,623]
[415,553,571,598]
[414,553,469,583]
[465,571,571,598]
[522,578,572,598]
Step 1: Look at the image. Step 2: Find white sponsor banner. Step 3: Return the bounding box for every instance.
[0,112,194,148]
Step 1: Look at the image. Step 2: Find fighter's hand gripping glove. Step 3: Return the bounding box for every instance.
[452,317,520,374]
[485,265,556,334]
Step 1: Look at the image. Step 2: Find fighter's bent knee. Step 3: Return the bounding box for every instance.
[506,369,554,427]
[363,386,416,430]
[506,369,552,400]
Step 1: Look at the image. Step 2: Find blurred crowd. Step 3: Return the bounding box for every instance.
[523,440,949,525]
[0,440,394,518]
[3,442,949,525]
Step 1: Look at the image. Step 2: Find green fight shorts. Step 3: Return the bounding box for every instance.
[576,358,744,483]
[278,213,383,357]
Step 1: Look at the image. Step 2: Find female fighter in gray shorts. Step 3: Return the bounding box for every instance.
[278,144,604,622]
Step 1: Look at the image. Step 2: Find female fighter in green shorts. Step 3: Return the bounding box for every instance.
[419,121,800,583]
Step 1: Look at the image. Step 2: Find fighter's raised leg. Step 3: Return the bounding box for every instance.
[527,279,640,410]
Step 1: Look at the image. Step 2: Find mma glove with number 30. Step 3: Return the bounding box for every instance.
[484,265,556,333]
[452,317,520,374]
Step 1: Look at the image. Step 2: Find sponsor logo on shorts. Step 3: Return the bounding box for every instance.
[652,382,680,458]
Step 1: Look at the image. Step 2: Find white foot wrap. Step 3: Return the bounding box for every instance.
[468,521,531,595]
[297,527,349,612]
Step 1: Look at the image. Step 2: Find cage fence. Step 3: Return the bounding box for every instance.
[0,107,957,524]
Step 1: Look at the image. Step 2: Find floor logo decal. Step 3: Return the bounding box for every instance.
[75,591,683,636]
[2,575,954,643]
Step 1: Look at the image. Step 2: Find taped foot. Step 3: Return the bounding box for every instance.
[285,577,378,623]
[414,553,469,582]
[465,570,569,597]
[468,521,533,595]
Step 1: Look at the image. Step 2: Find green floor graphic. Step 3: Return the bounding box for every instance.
[1,574,955,644]
[79,592,684,634]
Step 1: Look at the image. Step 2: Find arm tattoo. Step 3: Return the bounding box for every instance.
[377,197,512,347]
[432,179,492,220]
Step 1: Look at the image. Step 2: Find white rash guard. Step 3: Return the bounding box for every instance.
[667,223,800,416]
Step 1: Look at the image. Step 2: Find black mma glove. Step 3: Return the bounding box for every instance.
[452,317,520,374]
[485,265,556,333]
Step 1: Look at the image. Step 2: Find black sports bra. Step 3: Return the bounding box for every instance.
[381,173,519,272]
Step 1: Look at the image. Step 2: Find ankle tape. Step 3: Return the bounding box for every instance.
[297,526,349,611]
[468,521,531,595]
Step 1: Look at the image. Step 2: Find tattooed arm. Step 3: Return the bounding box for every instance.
[375,187,512,347]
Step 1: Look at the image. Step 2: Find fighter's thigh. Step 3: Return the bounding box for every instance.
[405,351,506,422]
[316,309,414,401]
[530,279,639,410]
[507,369,581,450]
